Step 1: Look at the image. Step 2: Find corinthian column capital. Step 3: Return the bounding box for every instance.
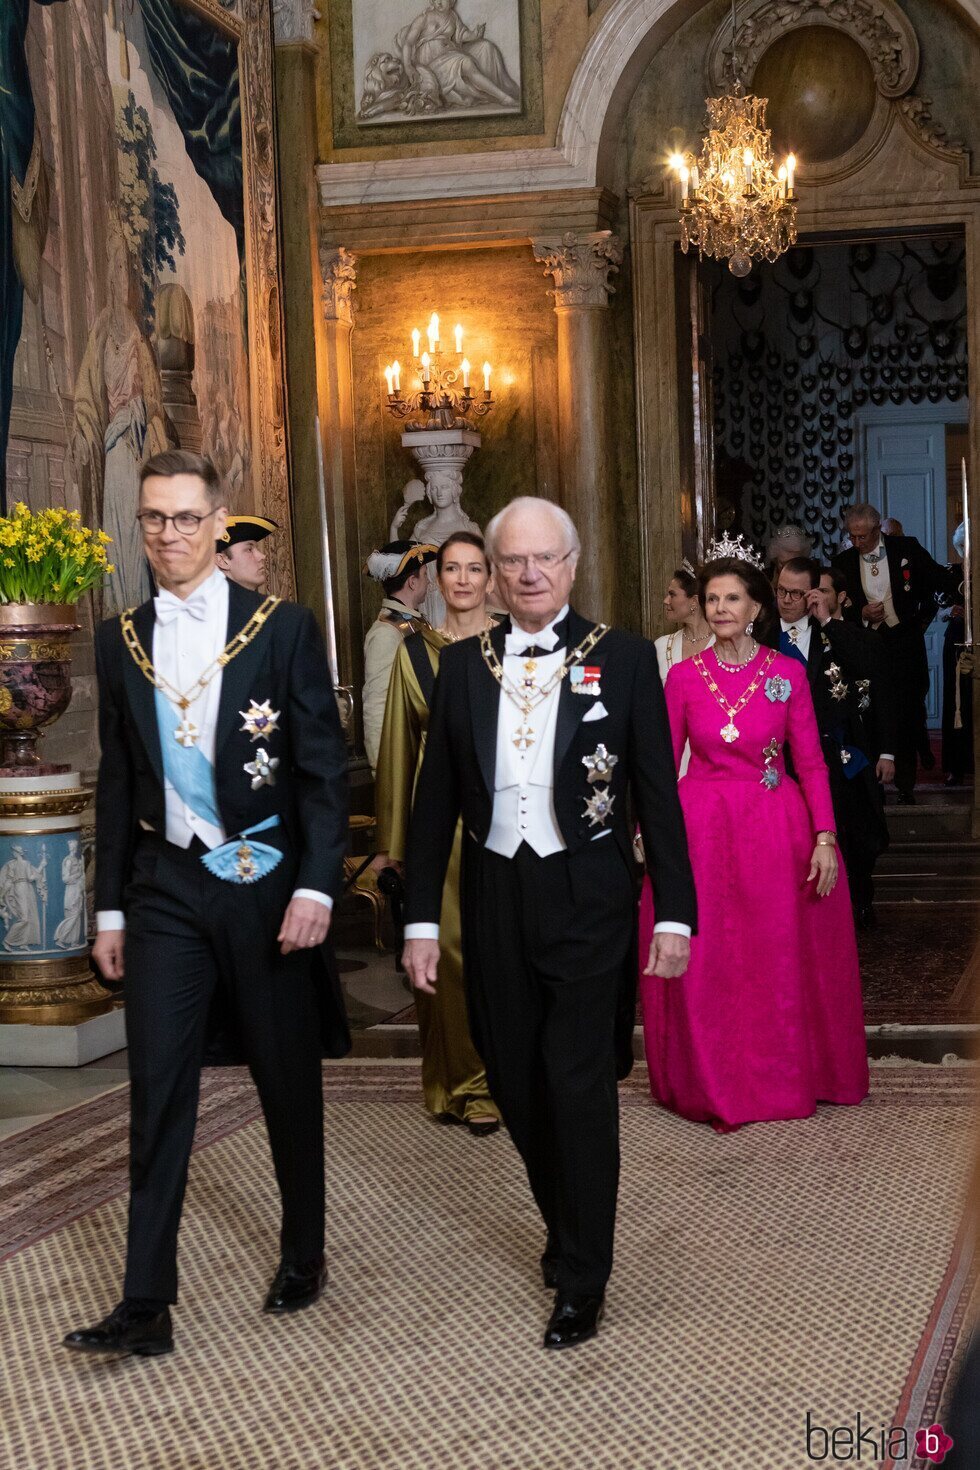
[531,231,623,309]
[272,0,321,45]
[318,244,357,328]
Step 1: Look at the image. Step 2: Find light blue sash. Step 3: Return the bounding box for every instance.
[155,692,283,883]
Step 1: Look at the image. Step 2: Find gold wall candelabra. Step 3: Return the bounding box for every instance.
[383,315,495,430]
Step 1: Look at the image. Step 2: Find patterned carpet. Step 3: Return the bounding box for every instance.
[1,1062,977,1470]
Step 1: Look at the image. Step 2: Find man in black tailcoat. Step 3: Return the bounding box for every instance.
[63,451,349,1359]
[401,496,696,1350]
[834,504,956,803]
[776,557,896,927]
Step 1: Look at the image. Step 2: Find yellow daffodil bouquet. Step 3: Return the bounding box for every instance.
[0,504,114,606]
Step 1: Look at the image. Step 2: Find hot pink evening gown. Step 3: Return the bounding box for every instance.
[639,646,869,1128]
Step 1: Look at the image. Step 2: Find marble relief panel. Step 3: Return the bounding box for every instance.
[352,0,522,126]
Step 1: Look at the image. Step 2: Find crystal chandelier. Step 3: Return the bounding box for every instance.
[669,0,798,277]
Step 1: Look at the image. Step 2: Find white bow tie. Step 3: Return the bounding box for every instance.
[154,589,210,626]
[505,625,559,656]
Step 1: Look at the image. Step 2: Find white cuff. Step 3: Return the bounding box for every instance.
[878,754,894,763]
[404,923,440,940]
[96,910,126,933]
[292,889,333,911]
[653,922,692,939]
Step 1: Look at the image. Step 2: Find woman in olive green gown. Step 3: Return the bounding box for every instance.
[375,532,501,1136]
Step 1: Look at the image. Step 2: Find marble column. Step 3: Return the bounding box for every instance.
[274,8,357,730]
[531,231,623,621]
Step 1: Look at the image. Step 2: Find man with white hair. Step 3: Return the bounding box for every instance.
[401,496,696,1349]
[834,503,956,802]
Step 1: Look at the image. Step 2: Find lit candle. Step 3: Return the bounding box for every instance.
[411,328,421,358]
[428,312,439,353]
[384,364,394,395]
[421,351,431,383]
[392,359,401,393]
[461,357,471,389]
[722,170,734,190]
[482,361,491,394]
[743,148,753,188]
[454,323,463,354]
[691,164,700,192]
[668,152,684,173]
[778,164,788,199]
[786,153,797,194]
[963,457,973,647]
[680,166,690,202]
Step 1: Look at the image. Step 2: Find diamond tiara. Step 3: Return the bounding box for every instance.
[704,532,766,572]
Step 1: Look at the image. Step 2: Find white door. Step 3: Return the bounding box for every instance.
[861,416,948,727]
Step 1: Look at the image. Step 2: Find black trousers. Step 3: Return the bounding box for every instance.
[122,835,325,1302]
[461,839,635,1297]
[879,625,930,796]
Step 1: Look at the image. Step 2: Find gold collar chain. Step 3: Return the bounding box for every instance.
[120,596,280,744]
[694,647,776,744]
[480,622,609,714]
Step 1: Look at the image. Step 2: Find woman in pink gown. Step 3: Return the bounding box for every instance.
[639,550,869,1129]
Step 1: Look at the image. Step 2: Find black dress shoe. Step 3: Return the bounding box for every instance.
[466,1116,500,1138]
[63,1301,173,1358]
[543,1293,604,1349]
[263,1257,326,1314]
[855,903,877,930]
[896,792,916,806]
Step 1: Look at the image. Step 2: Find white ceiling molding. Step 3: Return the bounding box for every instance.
[316,0,980,208]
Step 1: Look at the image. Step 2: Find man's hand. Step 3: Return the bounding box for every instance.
[875,757,895,784]
[807,586,834,624]
[369,853,404,876]
[862,601,886,626]
[278,896,332,955]
[402,937,440,995]
[644,932,690,979]
[93,929,125,981]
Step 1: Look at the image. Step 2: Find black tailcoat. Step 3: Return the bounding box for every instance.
[94,580,351,1059]
[404,609,697,935]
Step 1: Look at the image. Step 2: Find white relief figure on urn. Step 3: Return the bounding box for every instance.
[0,843,47,952]
[355,0,521,125]
[54,839,86,952]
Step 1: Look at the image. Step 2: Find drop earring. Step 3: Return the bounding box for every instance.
[747,620,755,635]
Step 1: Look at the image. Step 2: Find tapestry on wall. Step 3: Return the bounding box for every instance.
[1,0,250,616]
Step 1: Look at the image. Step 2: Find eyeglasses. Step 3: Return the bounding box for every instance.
[776,587,808,602]
[137,509,219,536]
[494,550,574,575]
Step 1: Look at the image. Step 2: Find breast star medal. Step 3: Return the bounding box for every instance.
[240,699,281,742]
[760,737,781,790]
[244,748,279,790]
[583,744,619,785]
[583,787,615,827]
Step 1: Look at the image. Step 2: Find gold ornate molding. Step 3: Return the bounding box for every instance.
[531,232,623,309]
[0,954,113,1025]
[0,785,92,819]
[318,244,357,328]
[0,640,71,662]
[708,0,920,98]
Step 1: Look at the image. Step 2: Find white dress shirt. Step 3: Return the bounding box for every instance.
[97,568,330,931]
[780,616,813,662]
[405,605,690,941]
[859,541,899,627]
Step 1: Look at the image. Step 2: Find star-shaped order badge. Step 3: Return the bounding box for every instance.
[583,787,615,827]
[582,744,619,785]
[244,748,279,790]
[240,699,281,742]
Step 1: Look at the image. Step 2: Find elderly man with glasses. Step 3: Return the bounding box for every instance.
[401,496,697,1350]
[63,450,349,1359]
[775,555,896,928]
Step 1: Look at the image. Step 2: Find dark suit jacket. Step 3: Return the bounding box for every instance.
[94,579,351,1057]
[834,535,956,638]
[403,608,697,933]
[792,616,891,862]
